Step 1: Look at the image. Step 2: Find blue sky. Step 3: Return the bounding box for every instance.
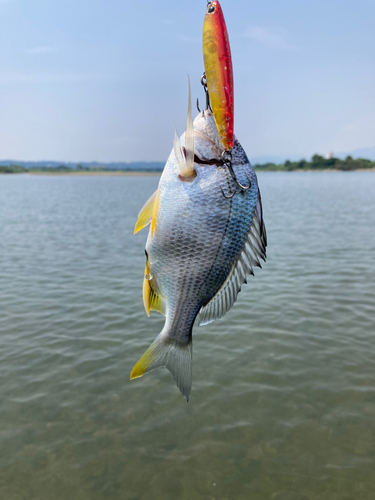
[1,0,374,163]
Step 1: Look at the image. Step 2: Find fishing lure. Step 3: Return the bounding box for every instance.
[202,0,234,152]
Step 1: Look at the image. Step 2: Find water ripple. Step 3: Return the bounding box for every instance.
[0,173,374,499]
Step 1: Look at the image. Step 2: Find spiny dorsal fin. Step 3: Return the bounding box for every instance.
[197,198,267,326]
[143,256,165,317]
[185,75,194,173]
[173,77,195,179]
[134,189,158,234]
[173,129,185,172]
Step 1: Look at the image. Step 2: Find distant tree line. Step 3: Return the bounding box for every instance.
[253,155,375,171]
[0,165,29,173]
[0,164,73,174]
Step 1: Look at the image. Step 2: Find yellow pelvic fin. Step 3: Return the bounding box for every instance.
[143,258,164,317]
[134,189,158,235]
[150,187,160,238]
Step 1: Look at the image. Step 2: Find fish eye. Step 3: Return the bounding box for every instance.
[207,4,216,14]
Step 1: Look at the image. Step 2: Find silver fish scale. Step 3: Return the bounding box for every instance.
[146,137,258,347]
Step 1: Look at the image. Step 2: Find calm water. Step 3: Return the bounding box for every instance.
[0,172,374,500]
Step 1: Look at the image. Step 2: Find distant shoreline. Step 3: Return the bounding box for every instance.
[27,171,162,176]
[2,154,375,174]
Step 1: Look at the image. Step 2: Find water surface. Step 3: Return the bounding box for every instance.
[0,172,374,499]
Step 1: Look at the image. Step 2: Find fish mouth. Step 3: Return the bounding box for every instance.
[180,127,225,167]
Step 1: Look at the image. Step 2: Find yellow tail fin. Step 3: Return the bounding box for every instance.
[130,333,193,401]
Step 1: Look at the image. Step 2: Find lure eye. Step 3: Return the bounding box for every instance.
[207,4,216,14]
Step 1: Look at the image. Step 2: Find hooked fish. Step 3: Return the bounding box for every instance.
[202,0,234,151]
[130,83,267,400]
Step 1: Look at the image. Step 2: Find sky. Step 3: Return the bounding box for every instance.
[0,0,374,163]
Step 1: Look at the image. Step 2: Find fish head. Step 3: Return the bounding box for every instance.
[193,110,224,163]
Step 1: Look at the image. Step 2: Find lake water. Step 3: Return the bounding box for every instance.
[0,172,374,500]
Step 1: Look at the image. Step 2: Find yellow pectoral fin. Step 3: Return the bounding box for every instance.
[134,189,158,235]
[142,259,164,317]
[150,188,160,238]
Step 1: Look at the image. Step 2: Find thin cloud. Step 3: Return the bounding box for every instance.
[245,26,300,51]
[25,45,59,55]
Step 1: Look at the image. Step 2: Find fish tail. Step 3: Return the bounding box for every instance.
[130,331,192,401]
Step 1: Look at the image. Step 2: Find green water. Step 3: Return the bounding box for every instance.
[0,172,374,499]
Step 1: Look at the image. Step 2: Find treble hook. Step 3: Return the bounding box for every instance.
[222,150,251,191]
[220,150,252,199]
[227,162,252,191]
[220,185,235,199]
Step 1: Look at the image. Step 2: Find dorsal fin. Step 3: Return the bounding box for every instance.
[143,255,165,317]
[134,189,158,235]
[173,77,196,179]
[197,199,267,326]
[185,75,195,173]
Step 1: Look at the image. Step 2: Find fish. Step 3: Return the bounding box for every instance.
[130,83,267,401]
[202,0,234,151]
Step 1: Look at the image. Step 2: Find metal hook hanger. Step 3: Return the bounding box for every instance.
[200,73,212,111]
